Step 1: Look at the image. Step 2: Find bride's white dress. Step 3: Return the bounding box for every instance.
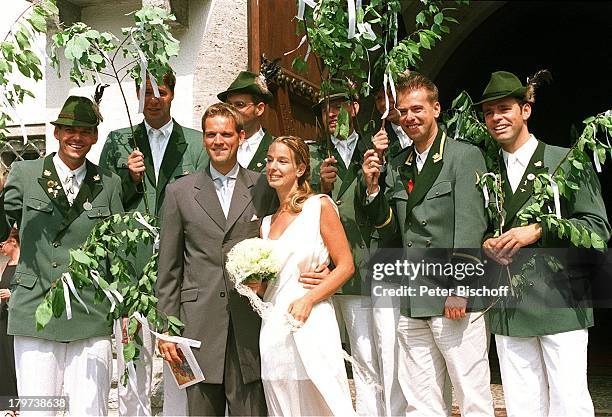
[260,195,356,416]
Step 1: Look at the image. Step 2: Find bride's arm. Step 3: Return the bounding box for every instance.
[288,197,354,322]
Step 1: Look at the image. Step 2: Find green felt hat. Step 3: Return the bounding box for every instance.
[313,80,358,110]
[217,71,273,103]
[51,96,101,127]
[474,71,527,105]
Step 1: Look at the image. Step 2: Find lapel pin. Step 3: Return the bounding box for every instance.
[93,174,101,182]
[83,200,93,211]
[432,153,442,163]
[527,173,535,181]
[335,199,343,206]
[183,170,190,175]
[534,161,543,167]
[43,169,51,177]
[520,188,526,193]
[257,162,263,168]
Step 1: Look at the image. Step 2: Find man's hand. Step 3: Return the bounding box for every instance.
[484,224,542,264]
[158,339,183,365]
[0,288,10,300]
[372,128,389,160]
[483,237,511,266]
[127,149,146,184]
[320,157,338,194]
[299,262,330,289]
[288,295,314,323]
[362,149,381,196]
[444,296,467,320]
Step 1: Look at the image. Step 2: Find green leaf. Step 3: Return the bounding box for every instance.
[71,249,93,266]
[571,159,583,170]
[123,341,136,362]
[581,227,591,248]
[434,13,444,25]
[27,12,48,33]
[335,106,350,140]
[570,226,581,246]
[418,32,431,49]
[35,297,53,330]
[591,232,605,249]
[167,315,184,327]
[15,26,31,50]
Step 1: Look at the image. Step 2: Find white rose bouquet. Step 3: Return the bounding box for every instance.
[226,238,282,284]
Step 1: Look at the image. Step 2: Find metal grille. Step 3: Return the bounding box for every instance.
[0,124,46,177]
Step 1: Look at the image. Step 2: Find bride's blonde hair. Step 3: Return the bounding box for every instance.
[273,136,314,213]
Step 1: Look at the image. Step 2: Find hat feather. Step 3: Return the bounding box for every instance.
[525,69,552,103]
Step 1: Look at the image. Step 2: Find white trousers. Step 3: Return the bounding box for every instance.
[397,314,494,417]
[113,319,153,416]
[162,360,188,416]
[495,329,593,417]
[14,335,111,417]
[371,282,407,416]
[333,295,384,416]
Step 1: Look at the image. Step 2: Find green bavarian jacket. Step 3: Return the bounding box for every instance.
[99,120,208,216]
[310,135,374,295]
[245,129,275,173]
[360,128,488,317]
[0,155,123,341]
[487,140,611,337]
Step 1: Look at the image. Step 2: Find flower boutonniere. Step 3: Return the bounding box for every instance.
[93,174,101,182]
[43,169,52,177]
[47,180,62,198]
[534,160,543,167]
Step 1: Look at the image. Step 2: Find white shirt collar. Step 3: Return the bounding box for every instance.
[244,127,265,149]
[391,123,413,149]
[331,130,359,167]
[210,163,240,182]
[502,134,538,168]
[53,153,87,184]
[144,118,174,140]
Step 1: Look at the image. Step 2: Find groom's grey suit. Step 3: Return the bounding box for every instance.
[156,164,277,416]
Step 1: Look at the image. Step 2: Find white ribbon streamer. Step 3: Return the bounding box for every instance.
[381,73,390,119]
[61,272,90,320]
[90,270,123,313]
[130,30,160,114]
[480,173,501,212]
[546,174,562,219]
[134,211,160,253]
[593,149,602,173]
[347,0,356,39]
[297,0,317,20]
[284,35,307,56]
[132,311,201,348]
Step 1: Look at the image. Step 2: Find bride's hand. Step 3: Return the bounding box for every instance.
[288,296,314,323]
[245,280,267,296]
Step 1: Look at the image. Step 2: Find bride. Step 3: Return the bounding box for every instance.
[254,135,357,416]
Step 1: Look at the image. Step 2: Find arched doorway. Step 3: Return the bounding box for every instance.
[432,2,612,409]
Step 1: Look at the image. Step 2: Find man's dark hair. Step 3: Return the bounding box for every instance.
[135,69,176,92]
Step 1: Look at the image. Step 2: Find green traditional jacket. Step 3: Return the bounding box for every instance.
[0,155,123,341]
[246,129,275,173]
[486,140,611,337]
[360,128,489,317]
[99,120,208,216]
[310,134,373,295]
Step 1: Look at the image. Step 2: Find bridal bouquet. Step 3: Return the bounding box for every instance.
[226,238,281,284]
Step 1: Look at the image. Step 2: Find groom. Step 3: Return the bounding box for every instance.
[156,103,276,416]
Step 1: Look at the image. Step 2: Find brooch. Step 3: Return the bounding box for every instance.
[47,180,61,198]
[534,161,543,167]
[43,169,52,177]
[527,173,536,181]
[93,174,101,182]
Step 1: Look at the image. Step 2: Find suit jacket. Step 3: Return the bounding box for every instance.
[487,140,611,337]
[99,120,208,216]
[361,128,489,317]
[310,135,374,295]
[246,129,274,172]
[0,154,123,341]
[156,165,278,384]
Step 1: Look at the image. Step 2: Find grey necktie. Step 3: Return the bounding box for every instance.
[215,177,230,218]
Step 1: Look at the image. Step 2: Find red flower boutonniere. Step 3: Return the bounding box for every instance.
[407,179,414,193]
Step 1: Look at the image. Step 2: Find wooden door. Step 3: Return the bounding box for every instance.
[248,0,321,142]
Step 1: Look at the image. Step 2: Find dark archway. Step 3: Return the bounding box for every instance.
[434,1,612,402]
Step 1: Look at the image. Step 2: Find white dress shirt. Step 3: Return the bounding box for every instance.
[210,163,239,218]
[502,134,538,193]
[144,119,174,181]
[238,127,265,169]
[53,153,87,205]
[391,123,413,150]
[331,130,359,168]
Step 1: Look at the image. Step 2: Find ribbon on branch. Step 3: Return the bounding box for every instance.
[129,29,160,114]
[134,211,160,253]
[347,0,356,39]
[380,70,397,120]
[480,173,500,211]
[61,272,90,320]
[546,174,562,219]
[297,0,317,20]
[90,270,123,313]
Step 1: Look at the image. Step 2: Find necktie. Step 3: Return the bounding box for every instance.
[238,141,251,168]
[216,177,230,218]
[66,174,76,205]
[151,129,163,180]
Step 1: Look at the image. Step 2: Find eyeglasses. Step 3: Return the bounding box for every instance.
[227,101,255,110]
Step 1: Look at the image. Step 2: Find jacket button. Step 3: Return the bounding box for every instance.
[53,242,60,248]
[407,242,413,247]
[528,281,534,287]
[52,262,58,268]
[408,221,412,227]
[219,291,226,298]
[121,163,127,168]
[421,220,427,226]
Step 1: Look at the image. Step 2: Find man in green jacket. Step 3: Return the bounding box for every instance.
[218,71,274,172]
[479,70,611,417]
[99,70,207,416]
[310,88,384,416]
[361,72,494,416]
[0,96,123,415]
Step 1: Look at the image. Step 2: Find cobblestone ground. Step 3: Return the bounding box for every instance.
[106,356,612,417]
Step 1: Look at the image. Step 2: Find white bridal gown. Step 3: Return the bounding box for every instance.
[260,195,356,416]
